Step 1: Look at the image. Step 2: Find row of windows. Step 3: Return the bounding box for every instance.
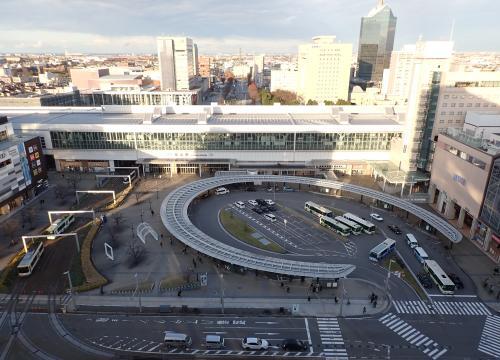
[443,144,486,170]
[50,131,400,151]
[441,102,497,108]
[0,158,12,168]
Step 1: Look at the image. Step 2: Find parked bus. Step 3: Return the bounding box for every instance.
[423,260,455,295]
[369,238,396,261]
[46,215,75,240]
[343,213,376,234]
[335,216,362,235]
[320,216,350,237]
[304,201,333,218]
[17,241,44,277]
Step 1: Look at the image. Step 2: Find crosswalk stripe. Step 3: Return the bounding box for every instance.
[433,348,448,359]
[478,316,500,358]
[393,300,491,316]
[415,336,429,346]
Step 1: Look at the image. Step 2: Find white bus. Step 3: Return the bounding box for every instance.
[335,216,363,235]
[423,260,455,295]
[343,213,376,234]
[304,201,333,218]
[17,241,44,277]
[46,215,75,240]
[320,216,350,237]
[369,238,396,261]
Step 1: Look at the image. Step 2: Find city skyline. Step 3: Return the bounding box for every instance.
[0,0,499,54]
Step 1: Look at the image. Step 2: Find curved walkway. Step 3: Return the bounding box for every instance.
[160,175,462,280]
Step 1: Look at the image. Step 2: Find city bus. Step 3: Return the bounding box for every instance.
[17,241,44,277]
[320,216,350,237]
[423,260,455,295]
[369,238,396,261]
[335,216,363,235]
[343,213,376,234]
[304,201,333,218]
[46,214,75,240]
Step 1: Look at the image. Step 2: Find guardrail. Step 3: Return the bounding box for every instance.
[160,175,462,279]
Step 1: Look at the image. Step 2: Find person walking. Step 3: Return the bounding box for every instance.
[363,306,366,314]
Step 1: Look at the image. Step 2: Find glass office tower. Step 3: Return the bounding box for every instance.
[357,0,397,82]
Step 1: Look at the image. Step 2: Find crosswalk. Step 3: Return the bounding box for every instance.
[317,318,348,360]
[393,300,492,316]
[379,313,448,359]
[478,315,500,359]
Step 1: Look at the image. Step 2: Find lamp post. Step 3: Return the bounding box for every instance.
[134,273,142,313]
[63,270,76,309]
[219,273,225,315]
[385,259,396,294]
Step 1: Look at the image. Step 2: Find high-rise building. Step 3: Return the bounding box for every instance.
[298,36,352,103]
[193,43,199,76]
[157,36,194,91]
[271,64,299,93]
[357,0,397,82]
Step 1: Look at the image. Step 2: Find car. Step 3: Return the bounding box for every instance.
[448,273,464,289]
[256,199,267,206]
[266,205,277,212]
[242,337,269,350]
[252,207,264,214]
[282,186,294,192]
[248,200,258,206]
[264,199,275,206]
[281,339,308,351]
[215,187,229,195]
[234,201,245,209]
[387,224,402,235]
[266,187,275,192]
[259,205,270,213]
[370,213,383,222]
[417,272,433,289]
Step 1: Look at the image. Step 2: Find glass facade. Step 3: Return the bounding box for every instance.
[357,5,397,82]
[50,131,400,152]
[480,157,500,233]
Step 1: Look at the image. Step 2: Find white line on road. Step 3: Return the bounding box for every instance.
[304,318,313,353]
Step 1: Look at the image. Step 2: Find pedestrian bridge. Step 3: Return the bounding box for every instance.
[160,175,462,279]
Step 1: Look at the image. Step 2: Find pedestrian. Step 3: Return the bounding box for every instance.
[170,237,173,245]
[160,241,163,247]
[334,296,338,304]
[177,290,182,297]
[363,306,366,314]
[373,300,377,308]
[286,286,290,293]
[151,210,155,216]
[307,296,311,302]
[281,282,284,287]
[161,233,164,239]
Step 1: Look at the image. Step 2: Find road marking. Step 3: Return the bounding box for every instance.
[478,315,500,359]
[393,300,491,316]
[316,318,348,360]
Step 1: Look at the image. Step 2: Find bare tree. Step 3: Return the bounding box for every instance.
[66,174,80,191]
[107,229,119,249]
[127,239,146,268]
[112,213,125,233]
[2,219,21,246]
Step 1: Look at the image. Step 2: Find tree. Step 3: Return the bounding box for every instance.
[248,82,259,104]
[113,213,125,233]
[127,238,146,268]
[306,99,318,105]
[272,90,299,105]
[259,89,274,105]
[324,100,334,105]
[335,99,351,105]
[107,229,119,248]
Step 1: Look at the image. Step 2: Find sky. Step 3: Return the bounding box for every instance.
[0,0,499,54]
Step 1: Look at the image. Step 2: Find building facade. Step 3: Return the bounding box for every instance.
[479,156,500,262]
[270,67,298,93]
[298,36,352,103]
[157,36,195,91]
[357,0,397,82]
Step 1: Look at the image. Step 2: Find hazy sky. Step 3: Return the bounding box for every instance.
[0,0,498,54]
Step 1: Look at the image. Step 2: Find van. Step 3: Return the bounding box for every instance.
[164,332,192,348]
[215,187,229,195]
[234,201,245,209]
[405,234,418,249]
[205,334,224,349]
[264,213,276,222]
[413,246,429,264]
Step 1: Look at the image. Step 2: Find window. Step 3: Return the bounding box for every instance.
[444,95,449,99]
[441,111,446,115]
[475,103,481,107]
[467,103,472,107]
[451,103,456,107]
[442,103,448,107]
[459,103,464,107]
[449,111,454,115]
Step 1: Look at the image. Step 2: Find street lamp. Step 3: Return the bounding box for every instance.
[219,273,225,315]
[385,259,396,293]
[63,270,76,309]
[134,273,142,313]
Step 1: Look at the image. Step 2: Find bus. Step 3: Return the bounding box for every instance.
[343,213,376,234]
[369,238,396,261]
[304,201,333,218]
[17,241,44,277]
[335,216,363,235]
[320,216,350,237]
[423,260,455,295]
[47,215,75,240]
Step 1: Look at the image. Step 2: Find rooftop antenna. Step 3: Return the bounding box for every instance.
[449,19,455,41]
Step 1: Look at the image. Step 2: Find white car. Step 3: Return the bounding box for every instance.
[234,201,245,209]
[370,213,383,222]
[248,200,258,206]
[264,199,275,206]
[241,337,269,350]
[215,187,229,195]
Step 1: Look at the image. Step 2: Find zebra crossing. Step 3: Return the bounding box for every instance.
[478,315,500,359]
[393,300,492,316]
[379,313,448,359]
[317,318,348,360]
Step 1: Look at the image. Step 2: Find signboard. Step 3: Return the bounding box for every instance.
[200,273,208,286]
[17,143,32,186]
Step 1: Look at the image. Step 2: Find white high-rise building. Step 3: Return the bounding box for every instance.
[193,43,199,76]
[157,36,194,91]
[271,64,299,93]
[298,36,352,103]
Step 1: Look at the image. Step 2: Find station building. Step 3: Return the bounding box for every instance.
[2,104,406,178]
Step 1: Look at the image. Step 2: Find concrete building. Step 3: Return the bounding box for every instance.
[270,66,298,93]
[3,105,405,177]
[69,68,110,90]
[385,44,418,102]
[0,92,80,107]
[0,116,47,218]
[199,56,211,78]
[429,116,500,262]
[357,0,397,82]
[157,36,195,91]
[79,89,201,106]
[298,36,352,103]
[193,43,199,76]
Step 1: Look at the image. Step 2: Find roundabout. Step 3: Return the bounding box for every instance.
[160,174,462,280]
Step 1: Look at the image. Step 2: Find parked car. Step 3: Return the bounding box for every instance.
[234,201,245,209]
[417,272,433,289]
[281,339,308,351]
[387,224,402,235]
[448,273,464,289]
[266,205,277,212]
[256,199,267,206]
[264,199,275,206]
[215,187,229,195]
[252,207,264,214]
[370,213,383,222]
[282,186,294,192]
[248,200,258,206]
[259,205,270,213]
[242,337,269,350]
